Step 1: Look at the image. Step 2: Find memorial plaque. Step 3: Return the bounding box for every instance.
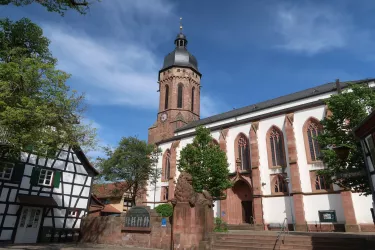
[123,206,151,231]
[318,210,337,223]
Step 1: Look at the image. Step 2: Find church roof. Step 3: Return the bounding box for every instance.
[175,78,375,133]
[161,47,198,71]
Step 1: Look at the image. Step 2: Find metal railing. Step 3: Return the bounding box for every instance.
[273,217,289,250]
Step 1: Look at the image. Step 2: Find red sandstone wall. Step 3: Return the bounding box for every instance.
[80,213,171,249]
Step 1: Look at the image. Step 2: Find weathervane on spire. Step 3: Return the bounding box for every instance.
[179,17,183,33]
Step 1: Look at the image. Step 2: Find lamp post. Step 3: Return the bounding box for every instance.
[284,177,295,231]
[332,145,351,161]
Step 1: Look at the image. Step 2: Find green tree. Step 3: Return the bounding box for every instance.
[97,137,161,206]
[0,0,99,15]
[0,18,96,158]
[317,83,375,195]
[178,126,232,199]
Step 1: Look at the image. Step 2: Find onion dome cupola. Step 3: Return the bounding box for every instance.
[161,18,199,72]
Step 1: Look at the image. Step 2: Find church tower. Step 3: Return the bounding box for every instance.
[148,19,201,144]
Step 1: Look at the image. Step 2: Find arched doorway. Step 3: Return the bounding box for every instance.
[226,180,253,224]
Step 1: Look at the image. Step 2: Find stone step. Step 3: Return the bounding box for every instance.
[216,234,366,243]
[214,239,361,248]
[212,244,364,250]
[227,224,263,231]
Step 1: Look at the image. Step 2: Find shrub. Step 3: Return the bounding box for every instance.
[214,217,228,232]
[155,203,173,217]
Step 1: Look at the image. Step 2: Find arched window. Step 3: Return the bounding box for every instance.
[191,87,195,112]
[303,118,323,163]
[272,174,288,193]
[235,134,250,170]
[315,175,328,190]
[164,85,169,110]
[310,171,331,191]
[267,126,286,168]
[177,84,183,108]
[162,150,171,181]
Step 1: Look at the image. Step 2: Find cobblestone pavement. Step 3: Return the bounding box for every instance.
[0,243,157,250]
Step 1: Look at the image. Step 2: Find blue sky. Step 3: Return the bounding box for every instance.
[3,0,375,158]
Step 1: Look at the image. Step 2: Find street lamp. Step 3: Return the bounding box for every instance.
[332,145,351,161]
[284,177,295,231]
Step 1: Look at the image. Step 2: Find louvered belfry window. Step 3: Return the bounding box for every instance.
[177,84,183,108]
[269,128,285,167]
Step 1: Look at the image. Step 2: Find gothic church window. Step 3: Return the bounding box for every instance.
[303,118,322,163]
[310,171,331,191]
[272,174,287,194]
[235,134,250,170]
[267,126,286,168]
[177,84,183,108]
[315,175,328,190]
[165,85,169,110]
[162,150,171,181]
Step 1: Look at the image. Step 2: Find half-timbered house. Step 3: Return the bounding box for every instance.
[0,146,98,243]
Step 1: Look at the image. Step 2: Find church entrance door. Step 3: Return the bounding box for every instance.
[226,180,253,224]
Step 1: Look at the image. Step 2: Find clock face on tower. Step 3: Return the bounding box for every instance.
[160,113,168,122]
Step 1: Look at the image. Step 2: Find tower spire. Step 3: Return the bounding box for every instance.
[179,17,183,33]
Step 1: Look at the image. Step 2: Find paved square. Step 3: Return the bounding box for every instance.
[0,244,157,250]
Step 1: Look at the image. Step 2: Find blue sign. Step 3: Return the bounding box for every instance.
[161,218,167,227]
[222,211,226,216]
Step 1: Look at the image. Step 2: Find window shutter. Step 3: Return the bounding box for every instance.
[53,171,61,188]
[11,162,25,182]
[30,167,41,186]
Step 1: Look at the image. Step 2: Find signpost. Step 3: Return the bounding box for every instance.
[123,206,151,231]
[161,218,167,227]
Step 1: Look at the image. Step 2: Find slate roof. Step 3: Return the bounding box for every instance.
[175,78,375,132]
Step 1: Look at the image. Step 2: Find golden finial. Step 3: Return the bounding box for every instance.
[179,17,183,33]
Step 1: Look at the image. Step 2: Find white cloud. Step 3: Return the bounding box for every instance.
[42,0,177,108]
[274,3,349,55]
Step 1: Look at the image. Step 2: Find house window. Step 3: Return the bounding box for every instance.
[191,87,195,112]
[177,69,180,72]
[38,169,54,186]
[0,162,13,180]
[272,174,287,193]
[236,134,250,170]
[303,118,323,163]
[123,199,132,211]
[165,85,169,110]
[68,210,78,217]
[268,127,286,168]
[177,84,183,108]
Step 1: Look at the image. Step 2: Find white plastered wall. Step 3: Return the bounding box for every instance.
[303,194,345,224]
[352,193,374,224]
[263,196,293,224]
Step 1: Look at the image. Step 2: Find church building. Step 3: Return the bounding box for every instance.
[147,25,374,232]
